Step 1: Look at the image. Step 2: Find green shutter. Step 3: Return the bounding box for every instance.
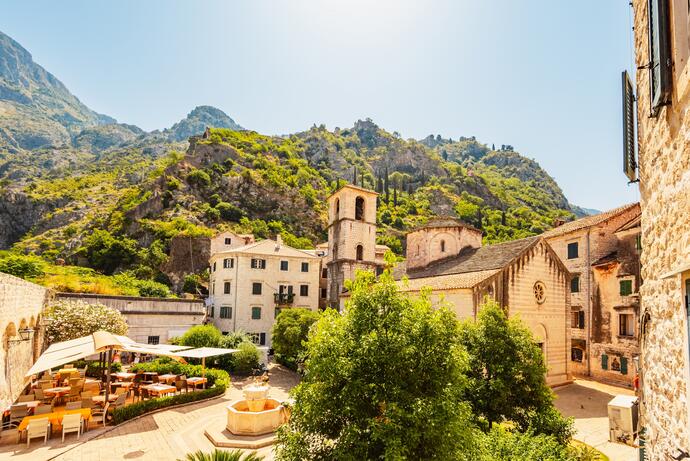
[620,280,633,296]
[602,354,609,370]
[620,357,628,375]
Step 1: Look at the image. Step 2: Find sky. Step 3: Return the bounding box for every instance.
[2,0,640,210]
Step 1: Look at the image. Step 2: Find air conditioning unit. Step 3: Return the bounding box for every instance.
[608,395,639,446]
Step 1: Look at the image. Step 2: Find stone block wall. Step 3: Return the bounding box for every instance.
[632,0,690,457]
[406,225,482,270]
[0,272,50,410]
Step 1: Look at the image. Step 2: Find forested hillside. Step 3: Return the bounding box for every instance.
[0,29,585,296]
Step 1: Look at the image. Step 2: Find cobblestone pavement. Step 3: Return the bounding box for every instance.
[0,365,300,461]
[554,379,638,461]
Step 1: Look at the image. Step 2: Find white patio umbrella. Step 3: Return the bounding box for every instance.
[174,347,239,387]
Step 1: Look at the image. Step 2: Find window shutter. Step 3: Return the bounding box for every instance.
[578,311,585,329]
[602,354,609,370]
[621,70,638,182]
[647,0,672,115]
[620,357,628,375]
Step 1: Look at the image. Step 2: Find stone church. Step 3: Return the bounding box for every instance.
[325,183,572,386]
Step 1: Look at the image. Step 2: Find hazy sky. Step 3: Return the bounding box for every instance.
[2,0,640,210]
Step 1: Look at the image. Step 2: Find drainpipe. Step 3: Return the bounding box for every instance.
[586,229,592,377]
[233,254,239,333]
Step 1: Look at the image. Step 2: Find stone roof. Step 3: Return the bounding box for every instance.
[542,203,640,238]
[411,216,481,233]
[397,270,500,292]
[401,236,541,279]
[592,251,619,267]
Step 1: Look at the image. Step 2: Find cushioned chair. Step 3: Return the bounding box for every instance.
[65,401,82,410]
[26,418,50,447]
[17,394,35,403]
[81,398,94,409]
[4,405,27,430]
[175,380,187,395]
[90,403,109,429]
[34,404,52,415]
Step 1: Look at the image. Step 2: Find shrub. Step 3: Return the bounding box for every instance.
[78,229,140,275]
[0,253,46,279]
[187,169,211,187]
[232,342,260,375]
[215,202,245,221]
[178,449,264,461]
[477,426,580,461]
[44,299,128,344]
[271,308,320,371]
[177,325,223,348]
[130,359,230,389]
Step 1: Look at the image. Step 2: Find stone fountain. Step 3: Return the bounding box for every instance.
[226,380,289,437]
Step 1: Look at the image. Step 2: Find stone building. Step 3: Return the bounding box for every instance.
[0,272,50,410]
[629,0,690,457]
[208,235,321,347]
[55,292,206,345]
[542,204,641,386]
[393,218,572,386]
[210,230,255,255]
[325,184,387,308]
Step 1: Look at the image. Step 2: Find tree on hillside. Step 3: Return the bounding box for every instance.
[275,268,477,460]
[44,299,128,344]
[458,299,572,442]
[271,308,320,371]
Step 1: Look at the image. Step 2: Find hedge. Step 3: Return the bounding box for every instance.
[111,360,231,424]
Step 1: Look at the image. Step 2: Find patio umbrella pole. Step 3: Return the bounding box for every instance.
[104,348,113,408]
[202,356,206,389]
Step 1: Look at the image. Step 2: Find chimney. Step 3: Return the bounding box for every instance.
[275,234,283,251]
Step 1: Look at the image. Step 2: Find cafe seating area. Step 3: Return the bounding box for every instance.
[1,363,208,447]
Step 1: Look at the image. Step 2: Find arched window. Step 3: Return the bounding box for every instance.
[334,198,340,218]
[356,245,364,261]
[355,196,365,220]
[440,240,446,252]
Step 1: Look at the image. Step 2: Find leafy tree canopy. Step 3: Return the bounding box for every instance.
[44,299,128,344]
[271,308,320,370]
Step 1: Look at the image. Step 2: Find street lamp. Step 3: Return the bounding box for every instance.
[9,327,34,343]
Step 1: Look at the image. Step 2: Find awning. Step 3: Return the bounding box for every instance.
[25,331,186,378]
[174,347,239,358]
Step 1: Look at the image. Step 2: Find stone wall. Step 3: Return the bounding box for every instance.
[632,0,690,457]
[0,272,50,409]
[55,293,205,345]
[406,224,482,270]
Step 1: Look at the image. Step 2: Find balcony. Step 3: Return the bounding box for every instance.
[274,293,295,305]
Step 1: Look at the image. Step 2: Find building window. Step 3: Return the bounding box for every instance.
[571,311,585,329]
[355,196,365,220]
[208,305,214,318]
[252,282,262,295]
[571,275,580,293]
[249,332,266,346]
[601,353,608,370]
[220,306,232,319]
[251,259,266,269]
[356,245,363,261]
[225,237,232,245]
[648,0,673,115]
[334,198,340,218]
[636,234,642,251]
[620,279,633,296]
[252,307,262,320]
[300,285,309,297]
[322,268,327,279]
[223,281,231,295]
[280,260,289,271]
[321,288,327,298]
[301,262,309,272]
[571,348,583,362]
[223,258,234,269]
[567,242,579,259]
[147,336,160,345]
[376,266,384,276]
[440,240,446,252]
[533,281,546,304]
[212,261,216,272]
[619,313,634,337]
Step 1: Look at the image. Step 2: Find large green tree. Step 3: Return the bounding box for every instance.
[275,269,477,460]
[458,299,571,442]
[271,308,320,370]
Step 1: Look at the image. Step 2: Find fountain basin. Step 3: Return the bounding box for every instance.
[226,399,288,436]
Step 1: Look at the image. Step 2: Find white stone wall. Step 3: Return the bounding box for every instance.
[0,272,49,410]
[632,1,690,456]
[210,252,320,347]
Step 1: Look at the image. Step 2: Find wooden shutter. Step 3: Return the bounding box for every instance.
[602,354,609,370]
[578,311,585,329]
[620,357,628,375]
[621,71,637,182]
[648,0,672,115]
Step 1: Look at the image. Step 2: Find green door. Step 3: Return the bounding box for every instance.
[602,354,608,370]
[620,357,628,375]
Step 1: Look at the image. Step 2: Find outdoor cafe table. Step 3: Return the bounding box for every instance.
[186,377,207,390]
[141,384,176,397]
[3,401,40,417]
[92,394,119,404]
[113,372,136,380]
[43,387,70,398]
[17,408,91,435]
[157,374,177,384]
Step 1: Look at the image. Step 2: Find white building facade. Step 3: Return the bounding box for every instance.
[208,236,321,347]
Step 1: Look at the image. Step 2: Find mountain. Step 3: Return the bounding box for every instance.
[0,30,114,152]
[0,30,586,294]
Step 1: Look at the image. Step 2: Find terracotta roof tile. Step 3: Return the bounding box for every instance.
[397,270,499,291]
[542,203,640,238]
